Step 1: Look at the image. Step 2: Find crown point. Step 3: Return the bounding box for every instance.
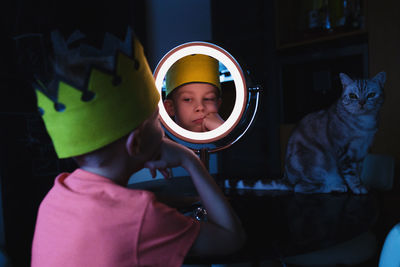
[54,102,66,112]
[81,91,96,102]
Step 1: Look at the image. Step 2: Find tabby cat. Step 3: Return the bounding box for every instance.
[225,72,386,194]
[284,72,385,194]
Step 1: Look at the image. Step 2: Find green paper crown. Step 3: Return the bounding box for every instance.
[35,36,159,158]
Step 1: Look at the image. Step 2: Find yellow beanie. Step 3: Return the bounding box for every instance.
[165,54,221,97]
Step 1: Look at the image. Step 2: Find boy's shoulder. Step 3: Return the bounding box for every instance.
[47,169,157,204]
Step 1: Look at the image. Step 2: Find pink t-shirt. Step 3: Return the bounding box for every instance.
[31,169,200,267]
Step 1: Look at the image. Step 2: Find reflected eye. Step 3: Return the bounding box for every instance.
[367,92,376,98]
[182,98,192,102]
[204,97,216,102]
[349,93,358,100]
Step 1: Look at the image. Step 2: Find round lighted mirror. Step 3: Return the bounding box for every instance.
[154,41,249,150]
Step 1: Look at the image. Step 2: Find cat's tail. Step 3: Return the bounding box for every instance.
[223,178,293,191]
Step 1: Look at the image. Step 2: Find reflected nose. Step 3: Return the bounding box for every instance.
[194,101,205,112]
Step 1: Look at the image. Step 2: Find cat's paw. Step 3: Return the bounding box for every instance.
[331,185,348,193]
[351,185,368,194]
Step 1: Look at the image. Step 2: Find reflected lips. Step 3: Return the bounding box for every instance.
[193,118,204,124]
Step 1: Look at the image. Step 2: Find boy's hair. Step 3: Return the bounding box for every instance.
[166,82,221,101]
[32,28,160,158]
[73,134,129,166]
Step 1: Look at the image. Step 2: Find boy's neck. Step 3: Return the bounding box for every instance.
[80,162,134,186]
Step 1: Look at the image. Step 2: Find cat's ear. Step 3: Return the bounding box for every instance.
[372,71,386,87]
[339,73,353,87]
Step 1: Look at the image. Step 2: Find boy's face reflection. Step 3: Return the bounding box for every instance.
[164,83,221,132]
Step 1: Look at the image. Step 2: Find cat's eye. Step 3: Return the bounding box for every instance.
[367,92,376,98]
[349,93,358,99]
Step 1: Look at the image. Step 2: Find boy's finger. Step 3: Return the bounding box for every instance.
[147,167,156,178]
[202,120,207,131]
[146,160,169,170]
[160,169,170,179]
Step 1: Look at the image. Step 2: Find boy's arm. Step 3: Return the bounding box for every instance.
[183,153,246,256]
[153,194,200,209]
[144,138,246,256]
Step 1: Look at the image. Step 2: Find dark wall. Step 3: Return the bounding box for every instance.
[211,0,282,179]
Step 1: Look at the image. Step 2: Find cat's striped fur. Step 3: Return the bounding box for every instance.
[284,72,386,194]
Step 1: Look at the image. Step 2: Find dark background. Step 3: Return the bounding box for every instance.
[1,0,399,266]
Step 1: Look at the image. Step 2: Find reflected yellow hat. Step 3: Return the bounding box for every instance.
[165,54,221,97]
[35,31,159,158]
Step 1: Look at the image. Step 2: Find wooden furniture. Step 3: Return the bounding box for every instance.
[367,0,400,168]
[275,0,400,169]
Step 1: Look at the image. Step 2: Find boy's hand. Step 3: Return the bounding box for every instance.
[144,138,196,179]
[202,112,224,131]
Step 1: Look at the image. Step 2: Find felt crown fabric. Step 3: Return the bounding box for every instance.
[35,29,159,158]
[165,54,221,97]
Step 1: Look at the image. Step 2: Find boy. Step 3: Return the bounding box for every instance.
[163,54,225,132]
[31,29,245,266]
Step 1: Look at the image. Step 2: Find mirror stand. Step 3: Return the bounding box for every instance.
[195,85,260,173]
[198,148,210,171]
[153,41,261,183]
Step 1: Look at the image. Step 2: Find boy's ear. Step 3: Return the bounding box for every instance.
[126,129,140,156]
[163,100,175,116]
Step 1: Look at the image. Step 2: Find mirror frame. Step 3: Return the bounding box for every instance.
[154,41,247,144]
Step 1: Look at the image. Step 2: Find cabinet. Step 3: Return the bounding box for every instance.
[274,0,400,170]
[275,0,369,124]
[367,0,400,172]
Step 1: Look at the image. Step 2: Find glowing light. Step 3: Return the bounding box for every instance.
[154,42,246,143]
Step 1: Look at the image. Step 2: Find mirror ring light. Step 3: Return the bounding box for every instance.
[154,41,247,144]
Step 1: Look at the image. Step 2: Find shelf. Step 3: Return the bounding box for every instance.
[275,0,367,51]
[277,29,367,51]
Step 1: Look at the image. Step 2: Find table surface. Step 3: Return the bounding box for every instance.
[129,176,379,264]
